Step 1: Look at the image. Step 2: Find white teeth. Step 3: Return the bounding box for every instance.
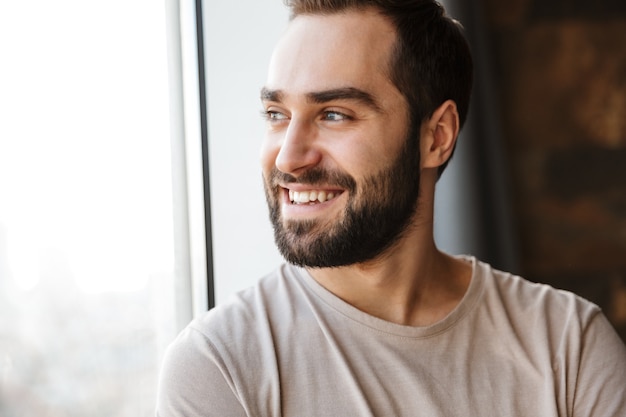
[290,190,338,204]
[296,191,310,203]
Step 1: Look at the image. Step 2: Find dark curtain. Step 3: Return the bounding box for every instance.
[434,0,520,274]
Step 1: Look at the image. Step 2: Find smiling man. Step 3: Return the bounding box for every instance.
[156,1,626,416]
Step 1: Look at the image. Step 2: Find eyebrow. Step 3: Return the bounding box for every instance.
[260,87,382,112]
[260,87,283,102]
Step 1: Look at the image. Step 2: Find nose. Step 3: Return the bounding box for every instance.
[274,118,322,175]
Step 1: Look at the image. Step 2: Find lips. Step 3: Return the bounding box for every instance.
[269,167,354,207]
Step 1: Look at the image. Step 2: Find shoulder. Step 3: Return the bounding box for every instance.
[469,257,613,364]
[170,262,318,374]
[473,258,626,362]
[189,263,305,340]
[157,264,306,416]
[459,258,626,415]
[476,259,601,326]
[477,261,626,415]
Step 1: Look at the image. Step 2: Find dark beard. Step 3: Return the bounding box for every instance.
[264,126,421,268]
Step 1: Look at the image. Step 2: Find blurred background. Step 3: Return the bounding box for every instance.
[0,0,624,416]
[482,0,626,341]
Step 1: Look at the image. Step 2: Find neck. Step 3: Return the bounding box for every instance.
[308,243,470,328]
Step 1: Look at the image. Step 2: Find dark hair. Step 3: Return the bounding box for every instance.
[283,0,473,177]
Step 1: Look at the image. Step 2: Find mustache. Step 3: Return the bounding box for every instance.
[268,167,356,191]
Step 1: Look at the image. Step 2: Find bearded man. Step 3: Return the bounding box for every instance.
[157,1,626,416]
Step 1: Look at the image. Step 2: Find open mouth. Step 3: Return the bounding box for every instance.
[288,189,342,205]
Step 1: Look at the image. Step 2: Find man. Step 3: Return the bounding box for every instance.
[157,0,626,416]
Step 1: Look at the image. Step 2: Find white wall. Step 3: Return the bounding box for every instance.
[204,1,288,304]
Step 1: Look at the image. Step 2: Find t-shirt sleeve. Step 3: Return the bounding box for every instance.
[155,327,248,417]
[572,311,626,416]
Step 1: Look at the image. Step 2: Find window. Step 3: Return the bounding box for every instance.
[0,1,196,415]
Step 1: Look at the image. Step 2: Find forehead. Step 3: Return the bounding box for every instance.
[266,9,399,97]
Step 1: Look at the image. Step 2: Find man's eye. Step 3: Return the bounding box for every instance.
[322,111,349,122]
[262,110,288,122]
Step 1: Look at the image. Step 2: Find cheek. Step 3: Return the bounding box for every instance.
[335,132,402,176]
[373,124,410,165]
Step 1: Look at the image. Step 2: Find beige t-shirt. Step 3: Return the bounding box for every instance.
[156,257,626,416]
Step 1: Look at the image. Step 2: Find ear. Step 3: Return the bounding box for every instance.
[420,100,460,169]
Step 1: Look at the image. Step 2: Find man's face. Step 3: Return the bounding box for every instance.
[260,9,421,267]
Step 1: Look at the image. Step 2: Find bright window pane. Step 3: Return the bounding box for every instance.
[0,1,183,415]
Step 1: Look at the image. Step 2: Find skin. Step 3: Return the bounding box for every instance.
[260,8,472,327]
